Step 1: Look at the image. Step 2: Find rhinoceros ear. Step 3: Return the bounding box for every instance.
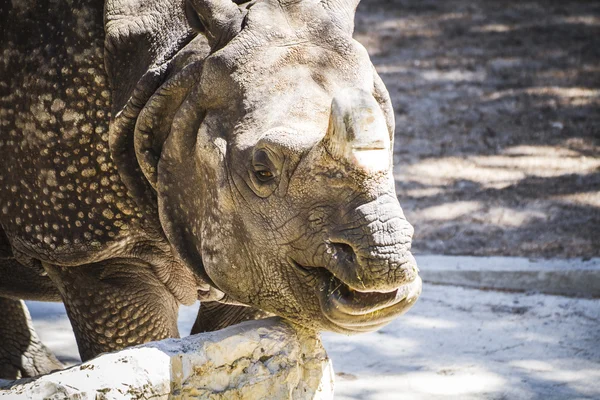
[133,61,204,190]
[185,0,244,49]
[321,0,361,34]
[105,0,197,226]
[105,0,194,113]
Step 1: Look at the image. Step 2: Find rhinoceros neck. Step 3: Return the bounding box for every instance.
[0,0,164,265]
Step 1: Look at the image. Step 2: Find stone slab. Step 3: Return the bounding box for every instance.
[416,255,600,297]
[0,317,334,400]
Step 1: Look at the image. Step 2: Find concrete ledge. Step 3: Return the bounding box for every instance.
[417,255,600,298]
[0,318,334,400]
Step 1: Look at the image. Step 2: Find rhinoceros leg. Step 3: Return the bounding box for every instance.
[191,302,271,334]
[0,258,61,302]
[44,261,180,361]
[0,298,63,379]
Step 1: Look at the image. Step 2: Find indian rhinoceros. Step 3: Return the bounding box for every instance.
[0,0,422,379]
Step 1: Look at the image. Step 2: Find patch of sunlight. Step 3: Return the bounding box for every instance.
[510,359,600,396]
[399,158,526,188]
[413,201,550,227]
[378,18,443,38]
[402,28,441,39]
[547,368,600,382]
[421,69,486,83]
[412,201,481,221]
[405,368,505,395]
[472,154,600,176]
[472,24,512,33]
[398,150,599,190]
[512,332,559,344]
[400,315,459,329]
[485,86,600,101]
[323,332,420,354]
[502,145,583,157]
[486,207,546,227]
[375,64,410,74]
[412,202,549,227]
[521,365,600,397]
[521,365,600,384]
[401,186,445,198]
[378,18,408,30]
[560,16,600,26]
[414,203,549,229]
[551,192,600,208]
[355,16,442,55]
[322,333,421,365]
[436,12,467,22]
[511,360,554,372]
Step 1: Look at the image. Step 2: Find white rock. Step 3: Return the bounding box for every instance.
[0,317,334,400]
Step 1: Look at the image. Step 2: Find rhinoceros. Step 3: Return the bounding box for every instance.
[0,0,421,379]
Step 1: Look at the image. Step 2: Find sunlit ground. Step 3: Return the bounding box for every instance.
[322,284,600,400]
[26,283,600,400]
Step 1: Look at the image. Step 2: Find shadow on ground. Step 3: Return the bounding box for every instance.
[354,0,600,258]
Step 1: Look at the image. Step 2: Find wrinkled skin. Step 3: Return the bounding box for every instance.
[157,0,422,333]
[0,0,421,378]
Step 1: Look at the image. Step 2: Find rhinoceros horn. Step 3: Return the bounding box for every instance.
[322,0,361,34]
[323,88,391,173]
[185,0,243,48]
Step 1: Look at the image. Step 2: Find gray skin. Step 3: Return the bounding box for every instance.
[0,0,421,379]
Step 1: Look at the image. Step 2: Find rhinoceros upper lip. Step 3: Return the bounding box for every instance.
[289,258,421,319]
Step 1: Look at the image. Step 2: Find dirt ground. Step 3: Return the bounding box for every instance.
[21,286,600,399]
[354,0,599,258]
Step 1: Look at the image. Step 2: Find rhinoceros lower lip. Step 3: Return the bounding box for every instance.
[290,259,421,331]
[321,275,421,332]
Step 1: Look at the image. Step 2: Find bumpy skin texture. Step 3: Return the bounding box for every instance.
[0,0,421,375]
[44,262,180,360]
[0,298,63,379]
[0,258,61,302]
[0,0,199,368]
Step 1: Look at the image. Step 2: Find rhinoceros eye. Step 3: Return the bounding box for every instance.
[252,149,276,183]
[255,169,274,181]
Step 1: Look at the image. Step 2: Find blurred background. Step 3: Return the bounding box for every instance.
[354,0,599,259]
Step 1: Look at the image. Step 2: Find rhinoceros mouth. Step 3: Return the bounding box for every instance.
[289,259,422,332]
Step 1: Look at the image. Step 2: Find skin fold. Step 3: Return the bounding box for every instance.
[0,0,421,378]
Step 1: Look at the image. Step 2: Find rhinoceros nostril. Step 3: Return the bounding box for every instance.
[331,242,357,265]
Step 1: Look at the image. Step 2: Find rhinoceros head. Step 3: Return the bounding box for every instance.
[131,0,421,333]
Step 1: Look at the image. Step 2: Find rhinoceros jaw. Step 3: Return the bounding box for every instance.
[289,257,422,332]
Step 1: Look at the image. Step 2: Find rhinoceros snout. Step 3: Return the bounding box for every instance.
[326,235,418,294]
[322,193,418,292]
[309,214,421,333]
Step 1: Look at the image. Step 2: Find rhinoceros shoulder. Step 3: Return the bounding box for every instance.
[0,0,190,264]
